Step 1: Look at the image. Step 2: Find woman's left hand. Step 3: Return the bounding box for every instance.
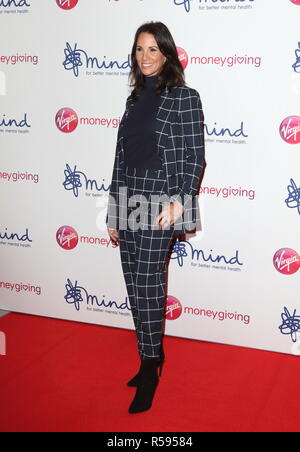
[155,201,184,230]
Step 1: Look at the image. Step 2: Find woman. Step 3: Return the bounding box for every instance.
[106,22,205,414]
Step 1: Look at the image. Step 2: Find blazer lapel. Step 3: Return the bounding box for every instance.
[117,96,134,146]
[119,96,134,129]
[156,88,175,157]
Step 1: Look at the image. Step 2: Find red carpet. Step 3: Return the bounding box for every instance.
[0,313,299,432]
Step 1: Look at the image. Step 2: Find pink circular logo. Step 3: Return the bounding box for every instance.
[55,108,78,133]
[56,0,78,10]
[177,47,189,70]
[290,0,300,5]
[56,226,79,250]
[165,296,183,320]
[279,116,300,144]
[273,248,300,275]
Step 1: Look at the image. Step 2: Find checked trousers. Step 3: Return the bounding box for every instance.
[119,166,176,360]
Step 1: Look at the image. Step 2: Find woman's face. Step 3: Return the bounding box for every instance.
[135,32,167,77]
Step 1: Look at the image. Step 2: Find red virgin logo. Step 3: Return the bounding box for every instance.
[56,0,79,10]
[165,296,183,320]
[56,226,79,250]
[279,116,300,144]
[273,248,300,275]
[55,108,78,133]
[177,47,189,70]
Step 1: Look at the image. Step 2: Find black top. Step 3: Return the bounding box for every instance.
[123,75,163,170]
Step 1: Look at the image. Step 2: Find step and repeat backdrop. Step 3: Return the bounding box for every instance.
[0,0,300,355]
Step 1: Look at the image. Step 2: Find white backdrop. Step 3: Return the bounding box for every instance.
[0,0,300,356]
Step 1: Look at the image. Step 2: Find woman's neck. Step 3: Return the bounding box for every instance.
[144,75,157,90]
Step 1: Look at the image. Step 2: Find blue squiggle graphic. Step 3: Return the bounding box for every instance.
[279,307,300,344]
[292,43,300,74]
[170,242,188,267]
[285,179,300,216]
[64,280,84,312]
[173,0,191,13]
[170,241,243,268]
[63,164,110,198]
[63,42,83,78]
[64,278,131,312]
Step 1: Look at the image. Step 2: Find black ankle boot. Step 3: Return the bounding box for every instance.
[128,358,159,414]
[127,357,143,387]
[127,349,165,387]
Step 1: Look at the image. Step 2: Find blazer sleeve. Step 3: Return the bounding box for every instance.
[170,88,205,206]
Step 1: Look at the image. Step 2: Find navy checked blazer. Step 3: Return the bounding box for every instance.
[106,85,205,232]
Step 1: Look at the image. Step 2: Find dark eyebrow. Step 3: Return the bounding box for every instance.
[136,45,159,49]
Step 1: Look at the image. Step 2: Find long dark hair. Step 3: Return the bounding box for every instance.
[129,22,185,100]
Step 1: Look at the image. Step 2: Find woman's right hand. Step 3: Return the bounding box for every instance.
[107,228,119,247]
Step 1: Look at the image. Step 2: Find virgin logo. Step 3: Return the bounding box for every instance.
[279,116,300,144]
[177,47,189,70]
[56,226,79,250]
[165,296,183,320]
[55,108,78,133]
[273,248,300,275]
[56,0,79,10]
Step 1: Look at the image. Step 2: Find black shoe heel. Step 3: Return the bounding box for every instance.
[159,361,163,377]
